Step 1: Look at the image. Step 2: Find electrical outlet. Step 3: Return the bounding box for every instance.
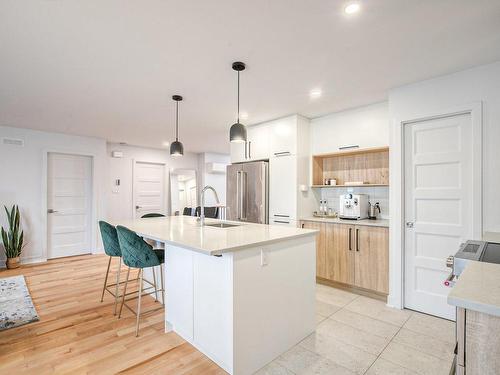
[260,249,269,266]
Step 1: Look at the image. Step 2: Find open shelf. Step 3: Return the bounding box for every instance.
[312,146,389,187]
[311,184,389,188]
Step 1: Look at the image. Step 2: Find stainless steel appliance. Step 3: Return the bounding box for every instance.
[444,240,500,287]
[368,202,381,220]
[339,194,368,220]
[445,240,500,374]
[226,161,268,224]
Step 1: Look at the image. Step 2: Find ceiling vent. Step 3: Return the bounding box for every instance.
[2,137,24,147]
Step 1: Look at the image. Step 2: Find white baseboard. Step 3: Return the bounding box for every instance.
[22,257,48,265]
[0,256,47,269]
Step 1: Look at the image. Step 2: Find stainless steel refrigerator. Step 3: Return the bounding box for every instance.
[226,161,268,224]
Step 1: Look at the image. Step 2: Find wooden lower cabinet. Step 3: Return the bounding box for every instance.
[326,223,354,285]
[301,221,389,295]
[301,221,327,278]
[354,226,389,294]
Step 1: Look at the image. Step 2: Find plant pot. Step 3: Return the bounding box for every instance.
[6,256,20,269]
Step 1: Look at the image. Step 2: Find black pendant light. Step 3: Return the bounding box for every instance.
[229,61,247,143]
[170,95,184,157]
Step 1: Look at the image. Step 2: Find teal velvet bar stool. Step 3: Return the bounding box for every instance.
[116,225,165,337]
[98,220,124,315]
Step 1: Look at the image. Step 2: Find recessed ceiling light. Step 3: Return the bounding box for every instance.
[344,3,361,14]
[240,112,249,120]
[309,89,322,99]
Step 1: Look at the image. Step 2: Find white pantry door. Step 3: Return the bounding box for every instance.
[47,153,92,259]
[404,112,474,320]
[133,161,166,218]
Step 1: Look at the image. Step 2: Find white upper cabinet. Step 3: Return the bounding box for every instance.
[230,124,269,163]
[310,102,389,154]
[247,124,269,161]
[269,116,297,156]
[269,154,297,220]
[230,141,247,163]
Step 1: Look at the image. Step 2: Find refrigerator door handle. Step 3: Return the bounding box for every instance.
[236,170,241,220]
[240,171,247,220]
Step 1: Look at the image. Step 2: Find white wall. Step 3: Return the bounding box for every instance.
[0,126,107,264]
[387,60,500,309]
[197,152,230,206]
[310,102,390,216]
[107,143,199,221]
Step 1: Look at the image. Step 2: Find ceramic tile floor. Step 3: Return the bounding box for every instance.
[256,284,455,375]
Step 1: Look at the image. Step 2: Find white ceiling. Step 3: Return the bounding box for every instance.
[1,1,500,153]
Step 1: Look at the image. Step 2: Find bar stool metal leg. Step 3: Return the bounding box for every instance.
[135,270,143,337]
[152,266,159,302]
[113,257,122,315]
[100,256,112,302]
[118,267,131,318]
[160,263,165,305]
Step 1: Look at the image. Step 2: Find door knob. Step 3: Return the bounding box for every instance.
[135,205,141,210]
[406,222,414,228]
[47,209,58,214]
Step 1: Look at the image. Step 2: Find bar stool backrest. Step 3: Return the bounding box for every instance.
[141,213,165,218]
[99,221,121,257]
[116,225,161,268]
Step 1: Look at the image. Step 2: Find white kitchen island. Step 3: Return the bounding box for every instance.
[112,216,317,375]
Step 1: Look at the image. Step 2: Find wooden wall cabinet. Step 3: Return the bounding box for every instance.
[301,221,389,295]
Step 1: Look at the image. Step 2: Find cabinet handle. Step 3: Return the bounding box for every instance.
[356,228,360,252]
[273,151,291,157]
[301,223,305,228]
[245,141,248,159]
[248,141,251,159]
[273,220,289,224]
[339,145,359,151]
[348,228,352,251]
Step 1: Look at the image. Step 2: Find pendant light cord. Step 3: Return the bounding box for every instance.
[237,71,240,123]
[175,100,179,141]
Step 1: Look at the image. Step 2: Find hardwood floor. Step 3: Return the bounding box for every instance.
[0,254,226,375]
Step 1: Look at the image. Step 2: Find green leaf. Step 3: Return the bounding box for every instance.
[18,230,24,254]
[1,227,8,248]
[5,205,12,229]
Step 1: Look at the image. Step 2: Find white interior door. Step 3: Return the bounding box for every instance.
[133,161,166,218]
[188,185,197,207]
[404,112,476,320]
[47,153,92,259]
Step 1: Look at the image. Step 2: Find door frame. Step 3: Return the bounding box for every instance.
[132,159,168,218]
[388,101,482,311]
[41,150,97,262]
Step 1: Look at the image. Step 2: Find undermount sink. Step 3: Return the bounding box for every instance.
[205,222,240,228]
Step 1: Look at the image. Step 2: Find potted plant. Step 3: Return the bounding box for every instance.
[1,205,25,269]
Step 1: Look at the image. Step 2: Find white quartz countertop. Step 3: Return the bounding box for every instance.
[300,217,389,228]
[448,261,500,317]
[111,216,317,256]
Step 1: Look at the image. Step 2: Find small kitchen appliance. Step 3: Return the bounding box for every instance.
[445,240,500,374]
[339,194,368,220]
[368,202,381,220]
[444,240,500,287]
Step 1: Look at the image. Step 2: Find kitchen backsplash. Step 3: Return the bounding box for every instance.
[319,186,389,219]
